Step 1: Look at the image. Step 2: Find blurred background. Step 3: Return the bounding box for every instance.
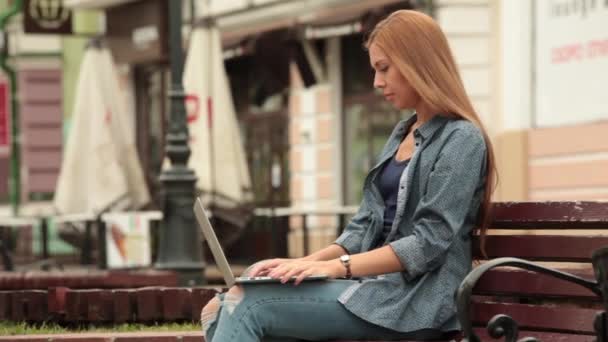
[0,0,606,280]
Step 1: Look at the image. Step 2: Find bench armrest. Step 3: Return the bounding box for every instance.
[455,257,600,342]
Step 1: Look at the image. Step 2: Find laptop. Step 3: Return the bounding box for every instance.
[194,198,328,286]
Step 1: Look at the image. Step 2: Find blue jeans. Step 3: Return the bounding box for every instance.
[203,279,450,342]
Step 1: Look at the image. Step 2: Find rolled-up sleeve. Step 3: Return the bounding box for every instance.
[335,203,371,254]
[390,127,487,280]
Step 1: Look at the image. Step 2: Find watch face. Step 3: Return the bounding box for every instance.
[340,255,349,262]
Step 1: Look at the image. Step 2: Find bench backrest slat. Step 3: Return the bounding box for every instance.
[473,235,608,262]
[472,302,598,335]
[473,329,595,342]
[491,202,608,229]
[474,268,597,299]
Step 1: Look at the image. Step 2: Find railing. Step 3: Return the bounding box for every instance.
[253,206,358,256]
[0,216,44,271]
[0,206,358,270]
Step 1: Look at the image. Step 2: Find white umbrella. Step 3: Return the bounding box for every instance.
[183,26,253,214]
[54,43,150,215]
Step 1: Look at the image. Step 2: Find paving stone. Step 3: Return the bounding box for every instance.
[48,287,69,317]
[85,289,114,322]
[22,290,47,321]
[161,288,192,321]
[65,290,86,322]
[0,291,12,320]
[10,290,47,322]
[10,291,25,321]
[135,287,163,322]
[112,289,136,323]
[190,288,222,322]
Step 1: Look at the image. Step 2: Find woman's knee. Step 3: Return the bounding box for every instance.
[201,286,244,320]
[201,296,221,320]
[201,296,221,339]
[227,285,243,298]
[222,285,244,314]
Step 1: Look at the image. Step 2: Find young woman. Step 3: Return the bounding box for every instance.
[201,9,496,342]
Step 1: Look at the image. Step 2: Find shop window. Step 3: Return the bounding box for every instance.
[225,40,290,208]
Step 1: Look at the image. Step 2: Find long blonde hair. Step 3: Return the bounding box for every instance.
[366,10,497,254]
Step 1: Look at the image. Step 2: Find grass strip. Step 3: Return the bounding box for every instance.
[0,321,201,336]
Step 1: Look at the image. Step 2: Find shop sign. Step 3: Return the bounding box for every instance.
[104,212,153,269]
[106,0,168,64]
[535,1,608,127]
[24,0,73,35]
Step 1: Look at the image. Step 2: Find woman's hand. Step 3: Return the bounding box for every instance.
[268,259,346,285]
[247,258,299,277]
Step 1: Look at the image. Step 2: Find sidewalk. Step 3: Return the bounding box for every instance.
[0,331,203,341]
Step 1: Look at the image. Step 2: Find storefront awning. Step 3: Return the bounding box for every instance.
[216,0,413,43]
[63,0,137,9]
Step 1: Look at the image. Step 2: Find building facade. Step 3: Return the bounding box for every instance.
[2,0,606,256]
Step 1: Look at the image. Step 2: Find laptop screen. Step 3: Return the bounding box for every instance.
[193,198,236,287]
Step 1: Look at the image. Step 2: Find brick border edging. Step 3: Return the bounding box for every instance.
[0,270,179,290]
[0,286,224,324]
[0,331,204,342]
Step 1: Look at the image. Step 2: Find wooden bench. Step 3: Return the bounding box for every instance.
[1,201,606,342]
[452,201,608,341]
[331,201,608,342]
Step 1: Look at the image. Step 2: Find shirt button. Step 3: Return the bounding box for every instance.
[415,142,420,147]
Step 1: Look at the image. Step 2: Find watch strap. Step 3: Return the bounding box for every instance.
[340,255,352,279]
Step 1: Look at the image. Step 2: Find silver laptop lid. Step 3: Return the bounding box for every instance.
[194,198,236,287]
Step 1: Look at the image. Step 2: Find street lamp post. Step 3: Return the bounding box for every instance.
[155,0,205,286]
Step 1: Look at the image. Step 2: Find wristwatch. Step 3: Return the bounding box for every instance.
[340,254,352,279]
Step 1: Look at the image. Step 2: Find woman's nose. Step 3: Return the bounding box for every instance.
[373,73,385,89]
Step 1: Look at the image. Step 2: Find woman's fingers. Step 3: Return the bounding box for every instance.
[280,264,306,283]
[269,262,291,278]
[249,259,283,277]
[294,269,314,286]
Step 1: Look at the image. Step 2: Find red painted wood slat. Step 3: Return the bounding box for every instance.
[473,235,608,262]
[472,302,599,334]
[331,329,595,342]
[492,202,608,229]
[473,267,598,299]
[472,329,595,342]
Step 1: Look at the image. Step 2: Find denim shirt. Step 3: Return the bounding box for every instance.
[335,114,487,333]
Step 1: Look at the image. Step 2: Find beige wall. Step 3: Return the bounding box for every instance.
[437,0,497,132]
[528,121,608,201]
[287,64,339,257]
[494,130,528,201]
[491,121,608,202]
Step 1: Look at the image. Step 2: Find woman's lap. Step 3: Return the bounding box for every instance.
[205,279,445,342]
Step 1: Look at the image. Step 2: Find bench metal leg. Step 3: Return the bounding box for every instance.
[593,247,608,342]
